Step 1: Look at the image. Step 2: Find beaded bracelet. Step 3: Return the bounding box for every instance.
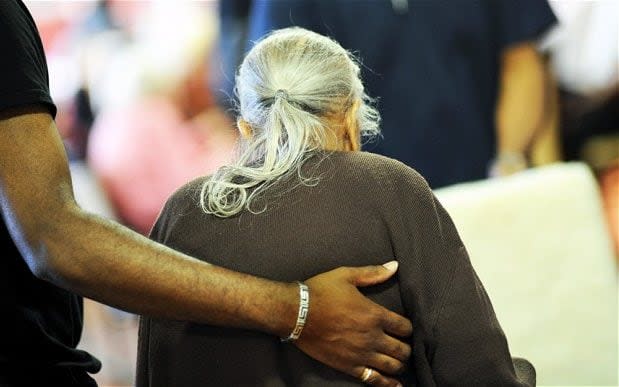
[281,282,310,342]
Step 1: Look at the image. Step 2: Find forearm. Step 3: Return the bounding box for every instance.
[495,42,546,155]
[41,203,296,335]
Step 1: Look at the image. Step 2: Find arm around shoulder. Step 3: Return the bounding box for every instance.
[0,110,412,384]
[0,105,298,331]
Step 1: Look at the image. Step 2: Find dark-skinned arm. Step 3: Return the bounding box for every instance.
[0,106,411,386]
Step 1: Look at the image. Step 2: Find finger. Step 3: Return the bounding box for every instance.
[381,308,413,338]
[347,261,399,287]
[376,335,411,363]
[369,370,403,387]
[352,366,402,387]
[366,353,406,375]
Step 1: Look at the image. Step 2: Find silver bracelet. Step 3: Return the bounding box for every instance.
[281,282,310,342]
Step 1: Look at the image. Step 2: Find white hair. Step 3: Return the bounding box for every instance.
[201,27,380,217]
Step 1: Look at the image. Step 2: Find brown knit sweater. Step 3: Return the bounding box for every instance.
[136,151,526,387]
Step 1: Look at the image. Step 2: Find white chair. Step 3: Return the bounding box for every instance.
[435,162,618,386]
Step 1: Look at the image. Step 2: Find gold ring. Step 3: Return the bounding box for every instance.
[360,367,374,382]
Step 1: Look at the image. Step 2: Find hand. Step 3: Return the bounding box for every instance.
[295,261,412,386]
[488,151,528,177]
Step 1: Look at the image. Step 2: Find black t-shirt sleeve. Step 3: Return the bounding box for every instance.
[491,0,557,50]
[0,0,56,117]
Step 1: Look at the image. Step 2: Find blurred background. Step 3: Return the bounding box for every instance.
[25,1,617,386]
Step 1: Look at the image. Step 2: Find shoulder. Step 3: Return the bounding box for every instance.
[0,1,35,29]
[149,176,210,239]
[330,151,431,193]
[156,175,209,220]
[0,1,56,117]
[162,176,210,213]
[0,0,45,63]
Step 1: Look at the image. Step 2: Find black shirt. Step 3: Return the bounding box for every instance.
[0,1,100,385]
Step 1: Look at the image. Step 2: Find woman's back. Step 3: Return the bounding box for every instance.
[138,26,527,387]
[138,151,408,386]
[137,151,525,386]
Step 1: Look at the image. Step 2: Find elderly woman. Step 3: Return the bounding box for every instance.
[137,27,529,386]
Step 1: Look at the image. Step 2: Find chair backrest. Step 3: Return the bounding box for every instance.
[435,162,618,385]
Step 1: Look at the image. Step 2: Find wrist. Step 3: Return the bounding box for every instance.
[262,281,300,338]
[280,282,310,342]
[489,151,528,177]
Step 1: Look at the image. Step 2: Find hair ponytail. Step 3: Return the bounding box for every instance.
[201,27,380,217]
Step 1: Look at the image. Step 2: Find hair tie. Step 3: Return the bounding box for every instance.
[275,89,289,101]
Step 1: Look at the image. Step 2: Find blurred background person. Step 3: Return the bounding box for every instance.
[34,0,237,236]
[542,0,619,255]
[86,1,236,235]
[216,0,558,188]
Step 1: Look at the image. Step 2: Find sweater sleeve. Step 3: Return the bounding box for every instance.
[427,199,526,386]
[379,160,526,386]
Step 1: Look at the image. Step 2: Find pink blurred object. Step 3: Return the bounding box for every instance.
[88,97,235,234]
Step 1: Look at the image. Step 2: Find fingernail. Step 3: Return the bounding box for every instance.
[382,260,398,272]
[396,384,403,387]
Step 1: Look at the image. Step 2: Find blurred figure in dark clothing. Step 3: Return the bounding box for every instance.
[216,0,557,188]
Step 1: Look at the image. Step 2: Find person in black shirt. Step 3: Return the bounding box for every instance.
[0,2,412,386]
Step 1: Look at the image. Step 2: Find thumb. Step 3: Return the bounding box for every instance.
[348,261,399,287]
